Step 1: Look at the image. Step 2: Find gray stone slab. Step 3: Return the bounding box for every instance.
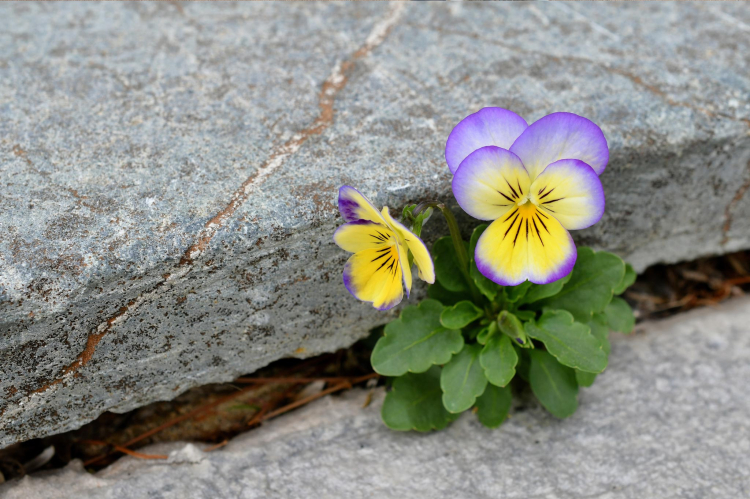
[3,298,750,499]
[2,2,750,447]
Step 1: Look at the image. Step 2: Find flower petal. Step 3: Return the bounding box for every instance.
[510,112,609,181]
[475,204,576,286]
[396,240,412,298]
[380,207,435,284]
[530,159,605,230]
[445,107,528,174]
[333,220,394,254]
[452,146,530,221]
[338,185,387,224]
[343,245,404,311]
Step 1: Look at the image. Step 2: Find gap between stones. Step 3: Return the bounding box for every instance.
[27,3,406,398]
[722,159,750,245]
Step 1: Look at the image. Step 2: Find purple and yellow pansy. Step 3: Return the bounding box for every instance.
[334,186,435,310]
[447,108,608,286]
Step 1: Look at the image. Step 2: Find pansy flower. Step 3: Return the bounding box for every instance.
[334,186,435,310]
[446,109,607,286]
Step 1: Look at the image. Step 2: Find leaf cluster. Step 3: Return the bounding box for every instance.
[373,224,637,431]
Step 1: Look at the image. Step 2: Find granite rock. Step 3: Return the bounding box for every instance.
[2,2,750,447]
[3,298,750,498]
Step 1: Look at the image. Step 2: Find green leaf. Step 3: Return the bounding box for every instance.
[480,334,518,387]
[471,264,501,301]
[371,300,464,376]
[469,224,502,300]
[498,311,531,348]
[382,367,459,431]
[605,296,635,334]
[477,321,499,346]
[537,248,625,323]
[588,313,611,356]
[577,310,612,388]
[614,263,636,295]
[440,301,484,330]
[402,204,416,220]
[427,280,466,307]
[575,370,597,387]
[475,384,512,428]
[518,272,573,305]
[504,281,532,303]
[433,237,469,292]
[514,310,536,322]
[412,207,433,237]
[525,310,607,373]
[476,324,492,345]
[528,349,579,418]
[441,344,488,413]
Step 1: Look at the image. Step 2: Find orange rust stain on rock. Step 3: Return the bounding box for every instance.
[179,8,401,266]
[25,6,403,399]
[61,331,107,376]
[30,296,140,396]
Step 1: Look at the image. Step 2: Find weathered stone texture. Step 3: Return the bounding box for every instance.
[3,298,750,498]
[1,3,750,446]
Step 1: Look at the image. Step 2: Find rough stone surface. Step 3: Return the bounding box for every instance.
[4,298,750,498]
[2,3,750,447]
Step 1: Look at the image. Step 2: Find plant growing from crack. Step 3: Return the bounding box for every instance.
[334,108,636,430]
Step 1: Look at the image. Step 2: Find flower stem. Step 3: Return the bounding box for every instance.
[414,201,484,305]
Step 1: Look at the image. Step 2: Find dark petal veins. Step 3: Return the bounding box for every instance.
[535,213,550,234]
[512,219,523,246]
[497,191,515,203]
[539,187,555,200]
[503,214,520,239]
[505,178,519,199]
[503,209,518,222]
[533,218,544,246]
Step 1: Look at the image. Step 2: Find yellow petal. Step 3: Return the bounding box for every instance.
[396,241,412,296]
[475,203,576,286]
[380,206,436,284]
[333,220,394,253]
[343,245,404,311]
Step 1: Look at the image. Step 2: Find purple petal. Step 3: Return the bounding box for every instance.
[338,185,386,224]
[445,107,528,174]
[510,112,609,181]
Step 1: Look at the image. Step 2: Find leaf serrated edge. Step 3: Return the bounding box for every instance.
[440,345,487,413]
[526,311,607,373]
[550,249,625,302]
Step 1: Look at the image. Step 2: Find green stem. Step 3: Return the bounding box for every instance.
[415,201,484,305]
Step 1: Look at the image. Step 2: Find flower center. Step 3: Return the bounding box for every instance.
[516,200,538,217]
[517,194,533,207]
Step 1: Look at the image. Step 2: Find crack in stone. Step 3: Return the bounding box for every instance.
[722,159,750,245]
[26,3,406,398]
